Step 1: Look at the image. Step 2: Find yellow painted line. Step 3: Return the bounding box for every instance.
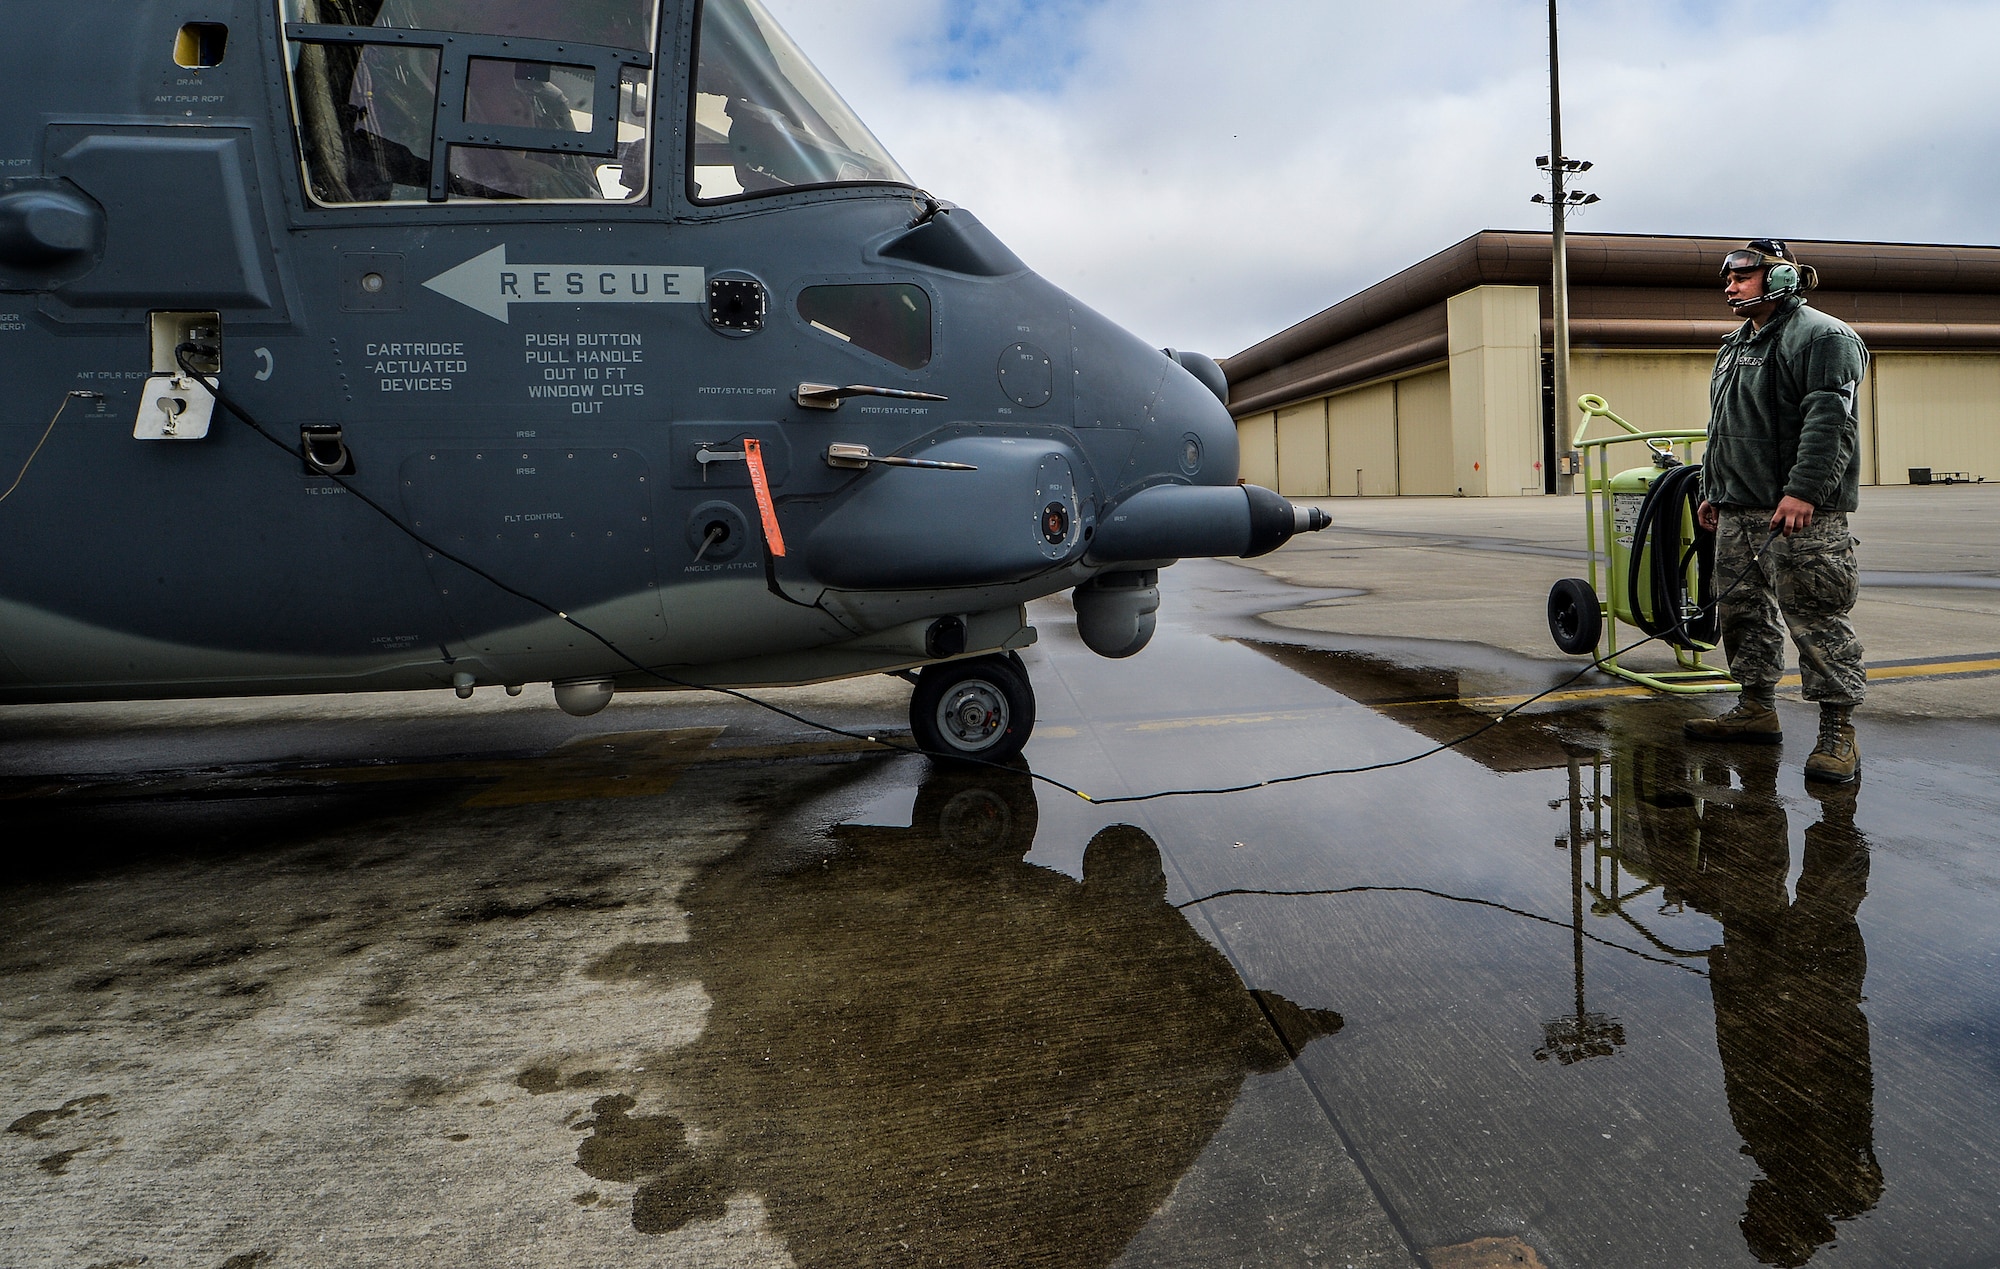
[1861,655,2000,683]
[1434,684,1657,709]
[1123,710,1322,734]
[1395,654,2000,712]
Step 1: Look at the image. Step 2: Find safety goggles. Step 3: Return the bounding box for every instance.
[1720,242,1789,277]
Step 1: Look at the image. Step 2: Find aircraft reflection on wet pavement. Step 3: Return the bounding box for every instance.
[582,759,1345,1265]
[0,744,1356,1268]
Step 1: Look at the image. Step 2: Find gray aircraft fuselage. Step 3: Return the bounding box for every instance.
[0,0,1322,730]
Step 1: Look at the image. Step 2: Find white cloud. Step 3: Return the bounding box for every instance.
[762,0,2000,357]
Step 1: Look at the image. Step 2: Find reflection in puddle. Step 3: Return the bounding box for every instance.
[1243,643,1574,772]
[1580,744,1879,1266]
[1208,643,1883,1264]
[587,759,1343,1266]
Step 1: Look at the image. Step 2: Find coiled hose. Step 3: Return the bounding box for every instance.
[1627,461,1717,650]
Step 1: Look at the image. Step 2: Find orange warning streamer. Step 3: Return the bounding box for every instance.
[742,437,787,557]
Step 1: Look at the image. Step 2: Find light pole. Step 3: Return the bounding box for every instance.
[1532,0,1597,496]
[1537,754,1626,1066]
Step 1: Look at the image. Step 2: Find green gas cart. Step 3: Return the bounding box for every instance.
[1545,396,1736,694]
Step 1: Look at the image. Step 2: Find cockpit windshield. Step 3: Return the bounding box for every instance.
[690,0,911,201]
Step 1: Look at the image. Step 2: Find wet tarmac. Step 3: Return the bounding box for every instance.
[5,555,2000,1269]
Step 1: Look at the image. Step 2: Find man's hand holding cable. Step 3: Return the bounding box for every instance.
[1770,494,1816,536]
[1696,499,1720,532]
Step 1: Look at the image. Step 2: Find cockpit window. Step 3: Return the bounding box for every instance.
[798,284,931,370]
[281,0,657,205]
[691,0,911,202]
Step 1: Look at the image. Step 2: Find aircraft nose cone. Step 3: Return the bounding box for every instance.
[1154,350,1240,486]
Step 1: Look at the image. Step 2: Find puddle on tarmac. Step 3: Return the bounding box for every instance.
[5,683,1999,1268]
[583,758,1343,1265]
[1243,643,1574,772]
[1135,639,2000,1266]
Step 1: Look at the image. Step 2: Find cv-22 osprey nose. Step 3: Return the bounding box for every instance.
[1069,307,1329,562]
[1055,315,1330,658]
[799,308,1326,602]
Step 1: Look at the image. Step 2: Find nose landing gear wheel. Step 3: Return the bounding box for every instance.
[1548,577,1603,655]
[910,653,1036,762]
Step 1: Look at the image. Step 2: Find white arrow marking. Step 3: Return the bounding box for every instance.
[422,245,706,324]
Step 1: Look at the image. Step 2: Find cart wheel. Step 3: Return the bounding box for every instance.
[1548,578,1603,655]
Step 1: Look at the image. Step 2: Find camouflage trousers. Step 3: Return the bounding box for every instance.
[1714,508,1866,705]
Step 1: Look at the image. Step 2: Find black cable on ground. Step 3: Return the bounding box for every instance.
[168,351,1772,807]
[1178,884,1708,975]
[1080,524,1776,805]
[1080,653,1610,804]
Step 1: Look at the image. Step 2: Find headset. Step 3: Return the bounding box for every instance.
[1722,238,1819,310]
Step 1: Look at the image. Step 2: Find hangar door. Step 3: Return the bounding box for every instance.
[1394,369,1454,495]
[1568,352,1712,441]
[1329,383,1398,496]
[1872,354,2000,484]
[1236,412,1279,489]
[1276,400,1331,497]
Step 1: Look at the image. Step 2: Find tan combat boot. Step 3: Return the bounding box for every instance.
[1683,699,1783,743]
[1805,709,1860,784]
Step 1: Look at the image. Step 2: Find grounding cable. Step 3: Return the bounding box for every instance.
[129,357,1774,806]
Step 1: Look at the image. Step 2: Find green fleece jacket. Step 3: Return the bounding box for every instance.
[1702,296,1869,512]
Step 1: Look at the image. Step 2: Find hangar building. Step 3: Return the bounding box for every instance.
[1222,231,2000,497]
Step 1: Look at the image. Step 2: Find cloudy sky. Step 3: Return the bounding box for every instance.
[759,0,2000,359]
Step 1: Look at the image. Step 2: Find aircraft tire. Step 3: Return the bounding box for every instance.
[910,654,1036,763]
